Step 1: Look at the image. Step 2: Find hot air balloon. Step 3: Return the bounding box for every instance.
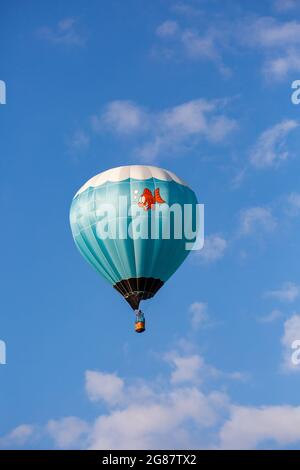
[70,165,199,333]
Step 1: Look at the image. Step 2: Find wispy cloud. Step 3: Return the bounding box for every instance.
[156,20,179,38]
[241,16,300,80]
[274,0,299,12]
[154,19,230,75]
[249,120,298,169]
[171,2,203,18]
[154,13,300,81]
[232,119,297,188]
[91,99,237,160]
[67,130,90,153]
[195,234,227,263]
[257,309,283,324]
[263,50,300,81]
[265,282,300,302]
[37,18,86,46]
[92,101,148,136]
[189,302,209,329]
[0,425,35,448]
[47,418,89,449]
[244,17,300,49]
[287,192,300,216]
[238,207,277,236]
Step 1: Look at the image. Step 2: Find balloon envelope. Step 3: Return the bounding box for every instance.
[70,165,198,309]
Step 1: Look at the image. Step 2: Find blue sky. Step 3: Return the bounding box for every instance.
[1,0,300,449]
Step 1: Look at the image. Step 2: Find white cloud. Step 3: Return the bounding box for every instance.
[88,387,227,450]
[227,371,249,382]
[161,99,213,134]
[92,99,236,160]
[0,337,251,450]
[67,130,90,153]
[219,405,300,449]
[265,282,300,302]
[231,167,247,189]
[263,49,300,81]
[257,309,283,323]
[166,353,205,384]
[3,342,299,450]
[85,370,125,405]
[206,115,237,142]
[287,192,300,216]
[181,30,219,61]
[33,351,230,450]
[241,17,300,80]
[0,425,35,447]
[189,302,209,329]
[165,347,248,386]
[161,99,215,133]
[92,100,148,136]
[156,20,179,38]
[196,234,227,263]
[239,207,277,235]
[47,417,89,449]
[37,18,85,46]
[244,17,300,49]
[274,0,299,12]
[155,20,229,75]
[154,15,300,81]
[281,314,300,372]
[141,99,236,158]
[9,391,300,449]
[249,120,298,169]
[171,3,203,18]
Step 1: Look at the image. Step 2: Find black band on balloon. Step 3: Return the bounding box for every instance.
[113,277,164,310]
